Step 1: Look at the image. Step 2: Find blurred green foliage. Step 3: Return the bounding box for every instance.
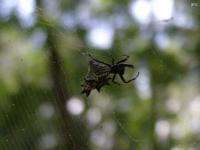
[0,0,200,150]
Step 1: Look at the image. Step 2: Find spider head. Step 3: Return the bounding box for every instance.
[110,63,126,75]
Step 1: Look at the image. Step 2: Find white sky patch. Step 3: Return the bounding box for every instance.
[43,0,60,20]
[129,0,174,24]
[61,13,77,29]
[129,0,151,24]
[16,0,36,27]
[86,24,114,49]
[0,0,17,18]
[66,97,84,115]
[29,29,47,48]
[155,33,170,49]
[16,0,35,17]
[152,0,174,21]
[155,120,170,140]
[173,11,195,28]
[135,68,152,100]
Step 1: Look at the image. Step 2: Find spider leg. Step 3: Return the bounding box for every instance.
[96,77,111,92]
[119,74,130,83]
[86,91,90,96]
[96,82,109,92]
[119,72,139,83]
[112,74,120,85]
[81,89,91,97]
[123,64,134,68]
[111,57,115,65]
[105,77,112,85]
[88,54,111,66]
[116,55,130,64]
[131,72,140,80]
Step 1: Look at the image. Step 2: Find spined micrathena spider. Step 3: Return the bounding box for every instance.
[81,54,139,96]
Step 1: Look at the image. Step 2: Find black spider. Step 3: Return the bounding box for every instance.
[88,54,139,85]
[81,54,139,96]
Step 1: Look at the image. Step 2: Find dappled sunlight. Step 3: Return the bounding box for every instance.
[162,83,200,143]
[152,0,174,21]
[135,67,152,100]
[86,107,102,126]
[171,147,184,150]
[165,97,180,113]
[0,0,36,26]
[102,121,116,136]
[190,117,200,134]
[155,120,171,141]
[86,24,114,49]
[91,129,113,149]
[66,97,85,115]
[16,0,36,27]
[173,12,195,28]
[39,133,57,149]
[29,29,47,48]
[189,96,200,116]
[189,96,200,133]
[155,32,170,49]
[129,0,174,24]
[116,98,132,112]
[38,102,55,120]
[0,0,17,18]
[42,0,61,20]
[60,12,77,29]
[171,120,189,140]
[129,0,151,24]
[86,95,117,149]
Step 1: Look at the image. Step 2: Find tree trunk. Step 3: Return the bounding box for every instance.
[46,29,80,150]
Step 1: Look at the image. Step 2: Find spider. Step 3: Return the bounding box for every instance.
[81,54,139,96]
[88,54,139,85]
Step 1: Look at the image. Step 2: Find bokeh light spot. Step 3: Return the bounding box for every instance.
[155,120,170,140]
[86,24,114,49]
[66,97,84,115]
[152,0,174,20]
[129,0,151,24]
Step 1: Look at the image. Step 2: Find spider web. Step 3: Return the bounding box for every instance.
[1,1,199,150]
[0,3,163,150]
